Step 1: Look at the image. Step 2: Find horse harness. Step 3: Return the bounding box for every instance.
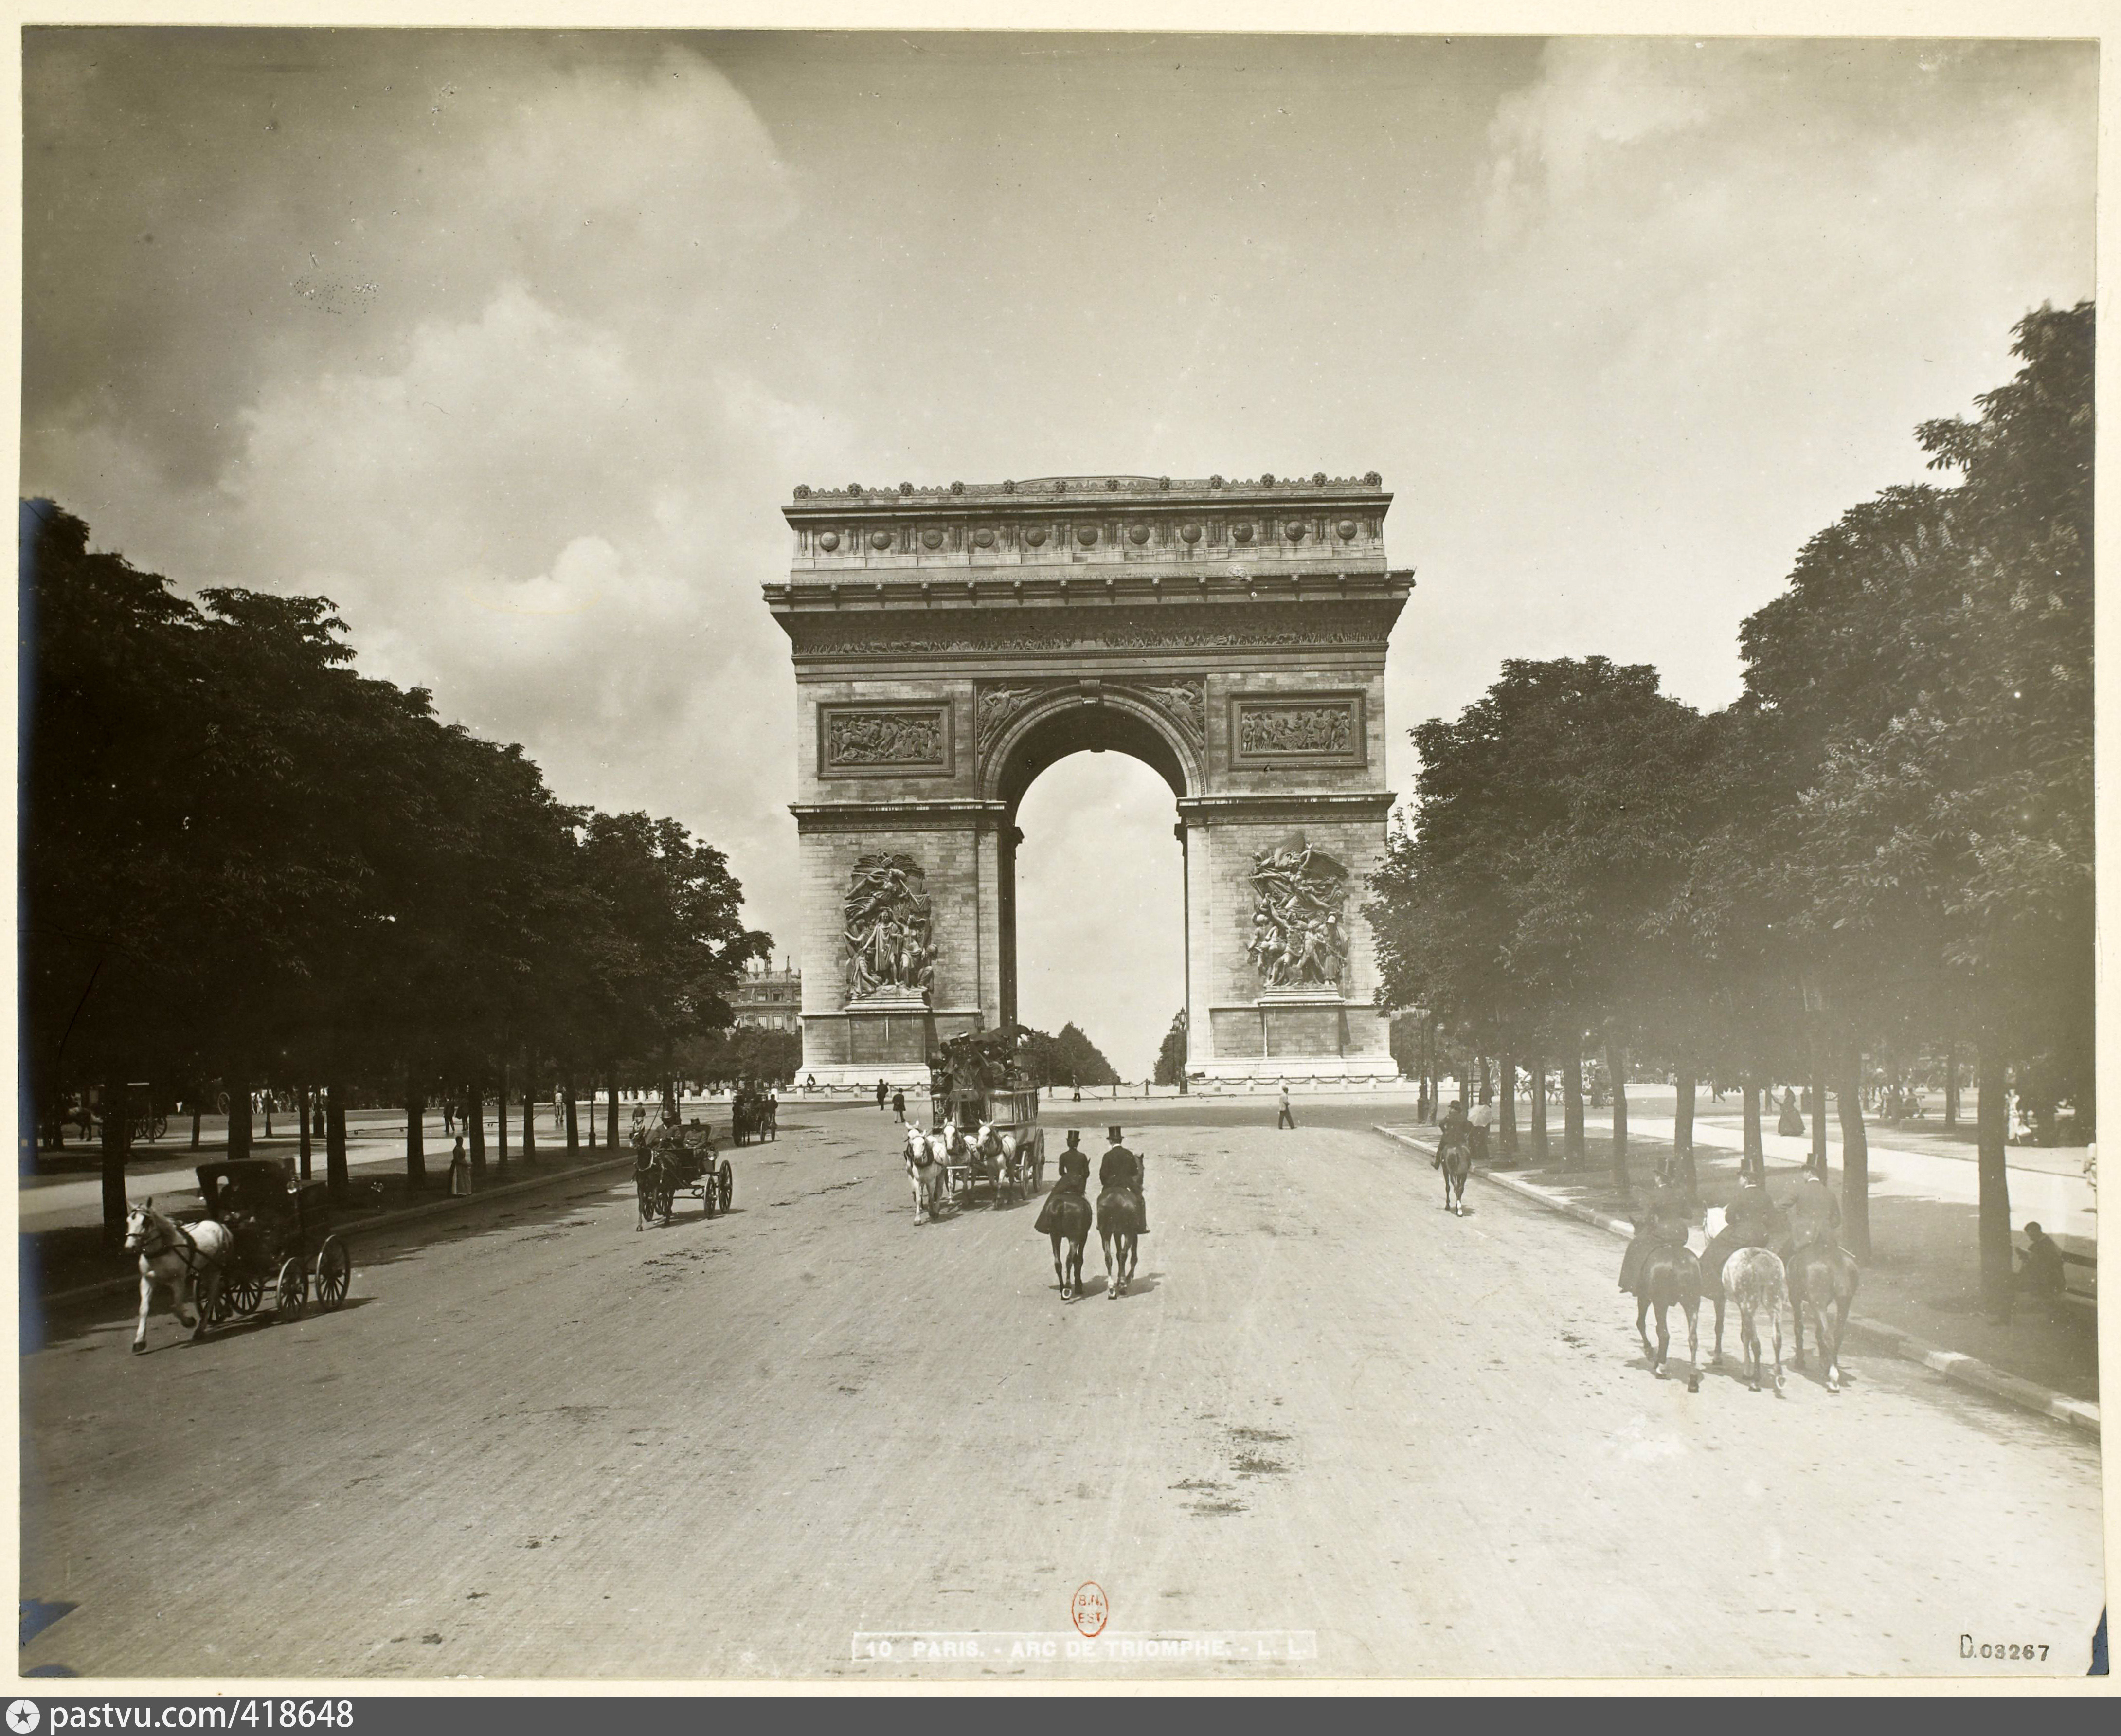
[131,1215,212,1280]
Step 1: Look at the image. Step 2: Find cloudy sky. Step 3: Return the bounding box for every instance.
[23,30,2095,1075]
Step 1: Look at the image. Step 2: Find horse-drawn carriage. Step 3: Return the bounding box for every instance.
[195,1157,353,1324]
[927,1031,1045,1208]
[730,1082,778,1145]
[634,1119,734,1229]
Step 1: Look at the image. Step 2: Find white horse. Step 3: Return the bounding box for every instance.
[905,1126,949,1224]
[975,1121,1020,1201]
[123,1200,234,1353]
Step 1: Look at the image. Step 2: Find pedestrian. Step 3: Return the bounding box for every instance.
[877,1077,888,1112]
[2013,1221,2066,1304]
[1469,1090,1494,1167]
[443,1098,455,1137]
[1277,1084,1295,1130]
[449,1133,470,1197]
[892,1088,905,1123]
[1777,1086,1805,1139]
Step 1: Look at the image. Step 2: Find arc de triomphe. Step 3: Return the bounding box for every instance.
[765,473,1412,1085]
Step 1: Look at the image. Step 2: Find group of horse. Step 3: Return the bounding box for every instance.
[1625,1192,1860,1398]
[902,1119,1029,1222]
[901,1121,1141,1302]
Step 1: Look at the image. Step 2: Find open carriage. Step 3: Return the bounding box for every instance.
[635,1121,733,1229]
[730,1082,778,1145]
[194,1157,353,1324]
[928,1030,1046,1208]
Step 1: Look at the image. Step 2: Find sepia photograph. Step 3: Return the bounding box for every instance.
[13,13,2109,1689]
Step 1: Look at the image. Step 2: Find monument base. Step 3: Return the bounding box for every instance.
[1191,1057,1404,1084]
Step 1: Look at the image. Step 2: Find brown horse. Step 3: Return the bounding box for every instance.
[1788,1238,1860,1392]
[1438,1126,1472,1216]
[1042,1190,1094,1300]
[1629,1241,1703,1391]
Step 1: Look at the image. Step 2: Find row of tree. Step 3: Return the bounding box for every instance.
[1365,302,2092,1310]
[21,503,772,1238]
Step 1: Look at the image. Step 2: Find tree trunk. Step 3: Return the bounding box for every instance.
[325,1083,349,1199]
[521,1058,536,1162]
[1837,1038,1870,1261]
[468,1081,487,1179]
[1944,1042,1959,1126]
[1606,1037,1629,1198]
[1674,1067,1697,1194]
[227,1075,253,1162]
[1478,1055,1492,1103]
[405,1070,427,1192]
[565,1074,581,1157]
[1562,1051,1586,1167]
[496,1060,510,1168]
[296,1084,312,1180]
[190,1104,202,1151]
[1498,1054,1518,1159]
[1528,1051,1548,1165]
[1741,1075,1763,1182]
[606,1070,619,1149]
[1809,1036,1829,1176]
[100,1077,131,1245]
[1977,1039,2013,1319]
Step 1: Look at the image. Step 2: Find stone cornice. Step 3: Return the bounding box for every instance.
[1177,792,1399,823]
[791,800,1008,832]
[769,579,1413,658]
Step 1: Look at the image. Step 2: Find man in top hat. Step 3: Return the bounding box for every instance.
[1099,1124,1148,1234]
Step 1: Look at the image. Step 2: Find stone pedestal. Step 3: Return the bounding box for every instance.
[765,473,1413,1087]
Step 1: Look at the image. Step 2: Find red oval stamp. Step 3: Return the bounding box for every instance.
[1071,1581,1109,1638]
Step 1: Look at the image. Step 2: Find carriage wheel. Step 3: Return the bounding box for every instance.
[274,1258,307,1323]
[313,1237,351,1312]
[718,1160,734,1212]
[636,1174,657,1229]
[700,1175,717,1219]
[225,1273,266,1319]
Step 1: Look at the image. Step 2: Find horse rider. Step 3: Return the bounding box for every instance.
[1722,1175,1777,1249]
[1618,1175,1694,1293]
[1434,1098,1470,1170]
[1034,1129,1093,1236]
[1100,1125,1149,1234]
[1779,1169,1842,1262]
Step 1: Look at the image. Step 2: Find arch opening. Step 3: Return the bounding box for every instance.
[992,699,1191,821]
[1008,748,1185,1084]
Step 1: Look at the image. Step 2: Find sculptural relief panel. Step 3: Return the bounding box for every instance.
[818,703,953,777]
[1244,832,1351,993]
[843,851,936,1004]
[1228,693,1367,768]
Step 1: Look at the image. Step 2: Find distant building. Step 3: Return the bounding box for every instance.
[729,959,803,1034]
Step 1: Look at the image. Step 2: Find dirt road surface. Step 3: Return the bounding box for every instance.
[19,1113,2105,1680]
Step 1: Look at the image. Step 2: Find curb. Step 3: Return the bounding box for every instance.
[31,1155,641,1310]
[1371,1124,2100,1440]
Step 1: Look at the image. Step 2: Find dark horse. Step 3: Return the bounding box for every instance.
[1039,1190,1094,1300]
[1788,1238,1860,1392]
[1629,1242,1704,1391]
[1437,1124,1473,1216]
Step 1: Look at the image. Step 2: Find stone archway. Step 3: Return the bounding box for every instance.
[766,472,1412,1085]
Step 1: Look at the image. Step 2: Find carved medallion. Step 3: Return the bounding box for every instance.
[1246,832,1349,991]
[845,852,935,1003]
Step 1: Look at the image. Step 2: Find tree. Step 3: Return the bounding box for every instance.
[1368,657,1707,1191]
[1153,1010,1189,1086]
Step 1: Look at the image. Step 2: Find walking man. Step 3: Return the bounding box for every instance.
[892,1088,905,1124]
[1277,1084,1295,1131]
[877,1077,888,1112]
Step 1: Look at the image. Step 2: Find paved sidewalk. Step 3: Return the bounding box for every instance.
[1379,1121,2100,1407]
[1610,1113,2097,1246]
